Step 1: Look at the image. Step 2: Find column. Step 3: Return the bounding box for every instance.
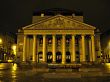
[89,38,92,62]
[52,35,56,63]
[71,35,76,63]
[23,35,27,62]
[62,35,66,64]
[32,35,36,62]
[43,35,46,63]
[91,35,96,62]
[81,35,86,62]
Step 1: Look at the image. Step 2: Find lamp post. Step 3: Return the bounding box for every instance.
[12,45,16,56]
[0,38,3,60]
[11,45,16,61]
[0,38,2,48]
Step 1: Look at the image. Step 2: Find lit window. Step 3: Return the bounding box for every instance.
[48,39,52,44]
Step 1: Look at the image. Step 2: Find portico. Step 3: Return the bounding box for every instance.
[22,33,95,64]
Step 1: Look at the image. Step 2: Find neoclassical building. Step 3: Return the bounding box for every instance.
[17,9,102,64]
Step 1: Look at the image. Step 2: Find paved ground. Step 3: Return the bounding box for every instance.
[0,63,110,82]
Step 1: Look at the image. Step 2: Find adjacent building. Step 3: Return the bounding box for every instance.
[17,8,102,64]
[101,30,110,62]
[0,32,16,60]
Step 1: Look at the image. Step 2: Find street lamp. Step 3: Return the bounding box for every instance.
[0,39,2,44]
[0,38,2,48]
[12,45,16,55]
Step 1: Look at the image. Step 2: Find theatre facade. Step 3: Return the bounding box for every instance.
[17,9,101,64]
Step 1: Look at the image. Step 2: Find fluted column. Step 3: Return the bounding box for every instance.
[91,35,96,62]
[52,35,56,63]
[81,35,86,62]
[43,35,46,63]
[23,35,27,62]
[71,35,76,63]
[62,35,66,64]
[32,35,36,62]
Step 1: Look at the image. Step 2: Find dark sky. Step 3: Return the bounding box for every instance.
[0,0,110,33]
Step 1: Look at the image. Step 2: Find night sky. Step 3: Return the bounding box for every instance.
[0,0,110,33]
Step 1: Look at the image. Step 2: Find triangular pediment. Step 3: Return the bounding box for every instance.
[23,15,96,30]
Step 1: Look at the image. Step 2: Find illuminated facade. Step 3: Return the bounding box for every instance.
[101,30,110,62]
[0,32,16,60]
[17,9,101,64]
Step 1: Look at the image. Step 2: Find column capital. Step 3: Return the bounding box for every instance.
[90,34,95,36]
[33,34,37,36]
[62,34,66,36]
[72,34,76,36]
[42,34,46,36]
[52,34,56,36]
[33,35,37,38]
[81,34,85,36]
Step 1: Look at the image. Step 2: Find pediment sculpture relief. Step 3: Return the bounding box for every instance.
[35,17,80,29]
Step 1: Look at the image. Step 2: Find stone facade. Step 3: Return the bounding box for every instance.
[17,12,101,64]
[0,32,15,60]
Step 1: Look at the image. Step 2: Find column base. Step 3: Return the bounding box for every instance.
[80,61,88,64]
[62,62,65,64]
[89,61,97,64]
[71,61,77,64]
[41,61,46,64]
[31,61,37,65]
[52,61,56,64]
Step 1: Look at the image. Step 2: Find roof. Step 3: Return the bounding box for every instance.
[33,8,83,16]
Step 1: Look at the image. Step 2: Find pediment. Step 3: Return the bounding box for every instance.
[23,15,96,30]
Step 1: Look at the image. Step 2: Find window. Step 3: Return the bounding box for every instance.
[48,38,52,44]
[39,38,43,45]
[57,39,61,46]
[66,39,70,46]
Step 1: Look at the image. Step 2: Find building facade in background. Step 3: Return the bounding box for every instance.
[101,30,110,62]
[0,32,16,61]
[17,8,102,64]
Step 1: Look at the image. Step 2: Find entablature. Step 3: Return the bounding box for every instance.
[23,29,94,35]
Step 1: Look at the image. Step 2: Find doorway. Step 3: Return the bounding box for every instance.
[56,52,62,63]
[47,52,52,63]
[66,51,71,63]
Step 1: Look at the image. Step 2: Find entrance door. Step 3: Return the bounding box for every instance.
[56,52,62,63]
[38,52,43,63]
[47,52,52,63]
[66,51,71,63]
